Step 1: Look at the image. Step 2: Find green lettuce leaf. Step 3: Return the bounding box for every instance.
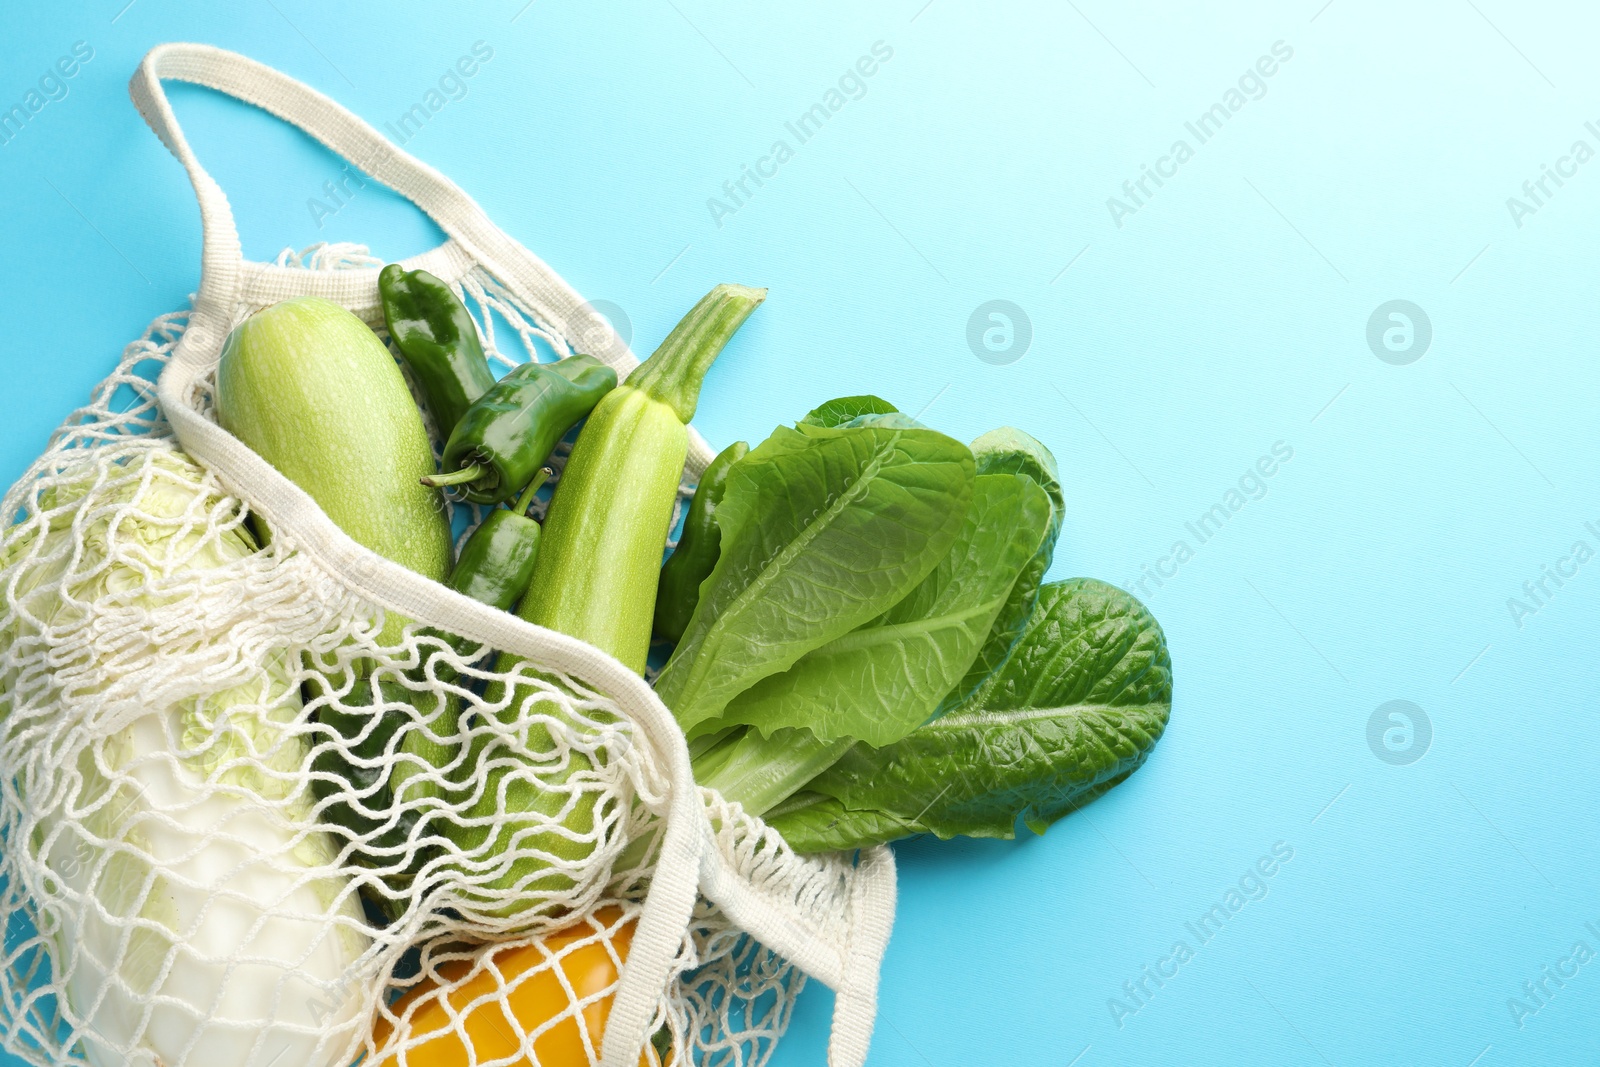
[711,471,1052,748]
[654,418,975,736]
[801,394,898,428]
[935,428,1065,716]
[766,578,1172,851]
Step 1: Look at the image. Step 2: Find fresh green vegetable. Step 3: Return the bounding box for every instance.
[216,295,452,605]
[306,673,429,890]
[319,471,553,914]
[717,470,1048,745]
[686,456,1051,815]
[766,578,1173,851]
[653,412,976,738]
[440,469,551,629]
[512,284,765,671]
[391,470,552,809]
[936,427,1064,716]
[800,394,899,427]
[5,452,368,1067]
[450,284,764,917]
[648,396,1167,853]
[378,264,497,438]
[653,439,748,644]
[424,355,617,505]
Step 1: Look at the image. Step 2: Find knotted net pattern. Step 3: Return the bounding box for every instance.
[0,246,869,1067]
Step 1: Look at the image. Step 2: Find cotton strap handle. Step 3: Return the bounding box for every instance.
[128,42,714,471]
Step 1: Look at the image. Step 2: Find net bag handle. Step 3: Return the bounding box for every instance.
[129,43,701,1067]
[127,42,716,471]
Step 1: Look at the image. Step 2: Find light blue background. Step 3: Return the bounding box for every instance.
[3,2,1598,1065]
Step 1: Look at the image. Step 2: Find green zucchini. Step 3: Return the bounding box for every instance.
[514,283,766,670]
[451,284,765,919]
[216,297,453,626]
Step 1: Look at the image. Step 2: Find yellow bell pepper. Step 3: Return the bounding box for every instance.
[373,907,666,1066]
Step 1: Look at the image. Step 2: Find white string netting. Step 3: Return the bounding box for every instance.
[0,245,871,1067]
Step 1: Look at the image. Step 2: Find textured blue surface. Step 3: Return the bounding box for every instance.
[3,2,1599,1065]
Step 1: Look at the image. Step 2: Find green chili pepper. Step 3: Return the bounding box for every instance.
[653,439,748,643]
[442,469,550,631]
[423,355,618,505]
[401,466,552,750]
[390,467,550,785]
[379,265,498,439]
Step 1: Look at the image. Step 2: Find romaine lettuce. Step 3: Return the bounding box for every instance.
[766,578,1172,851]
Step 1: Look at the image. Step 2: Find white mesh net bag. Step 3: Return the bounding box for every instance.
[0,44,895,1067]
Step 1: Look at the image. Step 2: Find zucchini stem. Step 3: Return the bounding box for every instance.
[626,284,766,423]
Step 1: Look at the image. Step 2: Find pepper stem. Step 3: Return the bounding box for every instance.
[420,464,482,488]
[625,284,766,423]
[512,466,553,517]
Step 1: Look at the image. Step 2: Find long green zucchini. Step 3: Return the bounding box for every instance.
[453,284,764,917]
[516,283,766,669]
